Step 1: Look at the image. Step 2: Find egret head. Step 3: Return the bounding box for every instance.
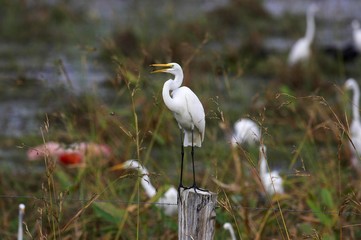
[150,63,182,75]
[308,3,319,14]
[223,222,232,230]
[110,159,142,171]
[19,203,25,214]
[345,78,358,90]
[110,160,151,177]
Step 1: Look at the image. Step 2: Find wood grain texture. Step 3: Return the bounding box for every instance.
[178,188,217,240]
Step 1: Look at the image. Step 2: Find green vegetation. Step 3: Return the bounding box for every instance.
[1,0,361,239]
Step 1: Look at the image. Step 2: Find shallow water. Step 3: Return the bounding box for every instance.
[264,0,361,20]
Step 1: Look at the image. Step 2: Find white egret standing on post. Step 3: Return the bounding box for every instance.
[344,78,361,173]
[18,204,25,240]
[288,3,319,66]
[150,63,206,194]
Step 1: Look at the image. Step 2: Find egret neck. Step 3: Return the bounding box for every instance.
[305,6,316,44]
[352,82,360,122]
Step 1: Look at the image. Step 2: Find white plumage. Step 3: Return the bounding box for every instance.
[345,78,361,171]
[259,145,284,195]
[18,204,25,240]
[151,63,205,147]
[231,118,260,146]
[223,222,237,240]
[352,20,361,53]
[151,62,206,190]
[121,160,178,216]
[288,3,319,66]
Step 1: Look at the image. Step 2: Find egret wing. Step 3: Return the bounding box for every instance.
[184,88,205,140]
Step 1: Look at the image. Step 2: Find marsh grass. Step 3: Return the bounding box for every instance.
[3,61,361,239]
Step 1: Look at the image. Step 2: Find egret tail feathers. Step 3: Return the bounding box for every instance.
[183,131,202,147]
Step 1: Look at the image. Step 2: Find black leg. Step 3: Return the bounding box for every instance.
[187,129,209,193]
[179,129,185,188]
[191,129,197,191]
[178,129,185,202]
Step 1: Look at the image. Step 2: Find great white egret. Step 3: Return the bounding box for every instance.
[344,78,361,173]
[150,62,206,193]
[259,145,284,195]
[27,142,112,166]
[352,20,361,53]
[223,222,236,240]
[111,160,178,216]
[231,118,260,147]
[18,203,25,240]
[288,3,319,66]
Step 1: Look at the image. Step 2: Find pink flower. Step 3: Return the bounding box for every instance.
[27,141,112,166]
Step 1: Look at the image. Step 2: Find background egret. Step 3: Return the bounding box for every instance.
[231,118,260,147]
[151,63,206,193]
[288,3,319,66]
[344,78,361,173]
[322,20,361,63]
[223,222,236,240]
[111,160,178,216]
[259,145,284,195]
[352,20,361,53]
[18,204,25,240]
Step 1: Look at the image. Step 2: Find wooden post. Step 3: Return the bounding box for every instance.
[178,188,217,240]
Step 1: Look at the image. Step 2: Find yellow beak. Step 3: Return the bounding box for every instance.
[150,63,172,73]
[109,163,126,171]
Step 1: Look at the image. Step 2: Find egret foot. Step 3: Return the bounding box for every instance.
[183,184,209,194]
[177,185,185,203]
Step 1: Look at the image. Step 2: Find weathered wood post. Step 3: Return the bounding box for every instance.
[178,188,217,240]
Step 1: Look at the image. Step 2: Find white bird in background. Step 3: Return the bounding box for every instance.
[150,63,206,193]
[231,118,261,147]
[112,160,178,216]
[352,20,361,53]
[259,145,284,195]
[223,222,237,240]
[18,203,25,240]
[344,78,361,173]
[288,3,319,66]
